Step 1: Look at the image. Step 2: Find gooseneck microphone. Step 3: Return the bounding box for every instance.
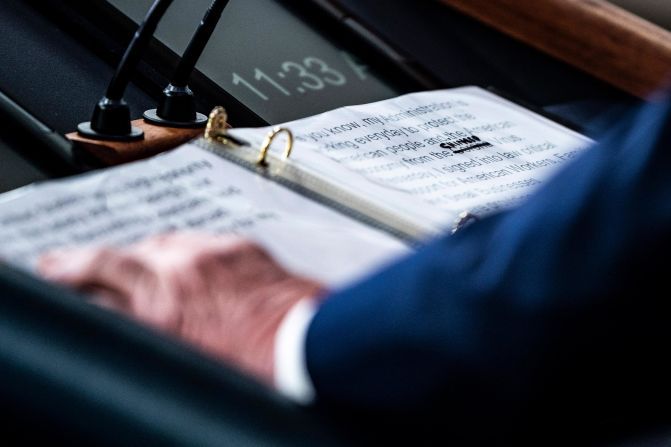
[144,0,230,128]
[78,0,174,141]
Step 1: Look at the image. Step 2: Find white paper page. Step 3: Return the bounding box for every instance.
[231,86,593,226]
[0,145,408,287]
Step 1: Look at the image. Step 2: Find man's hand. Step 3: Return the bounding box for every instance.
[38,233,324,385]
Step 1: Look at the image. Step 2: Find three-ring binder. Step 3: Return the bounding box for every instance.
[205,106,294,167]
[200,106,439,243]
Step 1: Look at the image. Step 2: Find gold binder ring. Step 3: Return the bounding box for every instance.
[205,106,231,143]
[257,127,293,167]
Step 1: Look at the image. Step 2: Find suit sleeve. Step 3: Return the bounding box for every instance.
[305,98,671,438]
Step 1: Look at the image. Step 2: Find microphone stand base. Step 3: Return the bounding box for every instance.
[68,118,203,166]
[77,122,144,142]
[143,109,208,128]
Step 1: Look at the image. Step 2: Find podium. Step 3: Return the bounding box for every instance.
[1,0,670,444]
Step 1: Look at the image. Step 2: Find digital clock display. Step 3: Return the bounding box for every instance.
[108,0,401,124]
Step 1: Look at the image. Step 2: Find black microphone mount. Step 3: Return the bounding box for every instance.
[144,0,230,128]
[77,0,173,141]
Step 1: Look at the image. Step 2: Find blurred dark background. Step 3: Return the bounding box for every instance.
[0,1,663,445]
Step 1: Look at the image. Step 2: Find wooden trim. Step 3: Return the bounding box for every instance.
[438,0,671,98]
[67,120,204,166]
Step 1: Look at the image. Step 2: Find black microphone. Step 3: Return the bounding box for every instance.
[77,0,174,141]
[144,0,230,128]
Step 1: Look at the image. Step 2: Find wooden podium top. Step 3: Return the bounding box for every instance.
[440,0,671,98]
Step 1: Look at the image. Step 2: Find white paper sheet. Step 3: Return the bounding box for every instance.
[0,145,407,287]
[0,87,593,287]
[231,86,593,226]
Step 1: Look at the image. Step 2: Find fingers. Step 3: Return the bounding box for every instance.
[38,246,146,312]
[39,247,103,283]
[36,232,320,331]
[40,244,187,330]
[118,232,253,271]
[37,232,244,285]
[36,233,260,318]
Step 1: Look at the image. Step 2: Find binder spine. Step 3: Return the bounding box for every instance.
[194,137,432,244]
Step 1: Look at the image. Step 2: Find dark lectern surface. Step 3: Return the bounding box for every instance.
[0,1,665,445]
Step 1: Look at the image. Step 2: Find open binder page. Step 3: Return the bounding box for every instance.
[230,86,593,231]
[0,146,407,287]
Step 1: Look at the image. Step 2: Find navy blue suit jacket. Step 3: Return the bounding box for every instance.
[306,98,671,443]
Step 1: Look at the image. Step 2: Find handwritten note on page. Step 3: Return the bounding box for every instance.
[0,145,407,287]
